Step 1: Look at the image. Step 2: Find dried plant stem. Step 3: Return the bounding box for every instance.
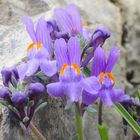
[29,122,46,140]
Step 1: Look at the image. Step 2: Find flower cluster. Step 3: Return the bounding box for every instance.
[0,67,45,127]
[0,4,130,127]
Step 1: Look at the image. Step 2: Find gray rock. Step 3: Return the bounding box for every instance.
[120,0,140,94]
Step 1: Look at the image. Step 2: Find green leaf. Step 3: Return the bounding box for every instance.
[8,105,19,114]
[35,71,47,80]
[98,124,109,140]
[71,134,80,140]
[0,99,9,106]
[85,106,97,114]
[17,82,24,91]
[135,89,140,99]
[115,104,140,136]
[35,102,47,113]
[9,83,17,92]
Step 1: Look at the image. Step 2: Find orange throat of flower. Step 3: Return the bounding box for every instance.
[99,72,116,84]
[60,63,81,76]
[26,42,42,52]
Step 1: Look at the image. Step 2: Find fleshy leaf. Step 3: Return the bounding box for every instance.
[115,104,140,136]
[8,105,19,115]
[0,99,9,106]
[35,102,47,113]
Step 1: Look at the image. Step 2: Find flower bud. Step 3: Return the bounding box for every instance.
[0,87,11,100]
[1,69,12,86]
[11,92,27,107]
[29,82,44,101]
[10,67,19,81]
[1,67,19,87]
[91,26,110,49]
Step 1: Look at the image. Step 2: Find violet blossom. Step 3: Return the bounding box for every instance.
[81,26,111,67]
[1,67,19,87]
[82,47,130,106]
[47,37,85,102]
[54,4,82,36]
[29,82,44,102]
[18,17,57,79]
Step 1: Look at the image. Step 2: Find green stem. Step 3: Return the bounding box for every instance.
[98,100,103,125]
[74,103,84,140]
[97,100,109,140]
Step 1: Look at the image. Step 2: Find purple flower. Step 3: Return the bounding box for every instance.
[1,67,19,87]
[0,87,11,100]
[82,27,92,43]
[47,20,69,40]
[54,4,82,36]
[47,20,58,33]
[11,92,27,107]
[82,47,130,106]
[91,26,110,49]
[18,17,57,79]
[47,37,84,102]
[29,82,44,101]
[22,16,52,54]
[81,26,110,67]
[1,69,11,86]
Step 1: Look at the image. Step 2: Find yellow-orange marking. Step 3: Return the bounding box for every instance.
[60,64,69,76]
[36,42,42,51]
[71,63,81,74]
[26,42,35,52]
[99,72,116,84]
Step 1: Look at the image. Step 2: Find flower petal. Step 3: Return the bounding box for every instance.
[40,60,57,77]
[82,90,98,105]
[54,8,73,34]
[102,76,114,89]
[92,26,110,49]
[25,59,39,76]
[65,82,82,102]
[82,27,91,43]
[54,38,69,70]
[35,47,50,60]
[60,67,82,83]
[91,47,106,76]
[17,63,28,80]
[27,47,36,60]
[81,76,101,94]
[1,69,11,86]
[66,4,82,35]
[111,89,130,104]
[105,46,120,72]
[22,16,37,43]
[99,89,113,106]
[67,37,81,66]
[36,17,52,54]
[47,82,64,97]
